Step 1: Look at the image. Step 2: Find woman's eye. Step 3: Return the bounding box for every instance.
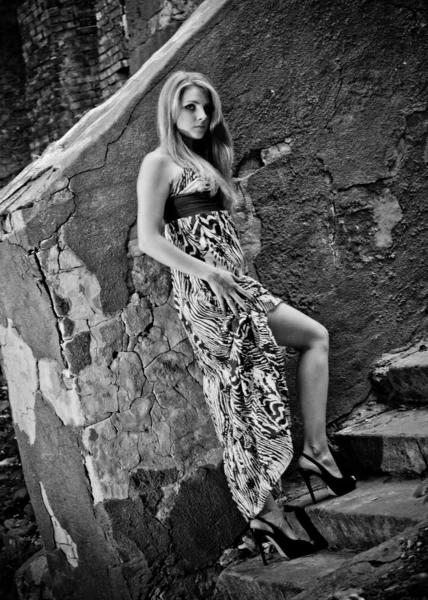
[205,105,213,115]
[185,104,195,111]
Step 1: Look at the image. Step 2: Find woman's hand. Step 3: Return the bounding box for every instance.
[206,269,253,317]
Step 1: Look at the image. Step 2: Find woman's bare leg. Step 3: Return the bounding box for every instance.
[267,302,341,477]
[253,302,341,533]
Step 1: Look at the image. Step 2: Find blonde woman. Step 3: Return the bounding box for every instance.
[137,71,355,564]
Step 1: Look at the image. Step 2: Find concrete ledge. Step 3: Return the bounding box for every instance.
[371,342,428,404]
[215,550,354,600]
[334,407,428,475]
[291,519,428,600]
[288,478,427,550]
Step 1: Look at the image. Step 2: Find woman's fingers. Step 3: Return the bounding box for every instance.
[217,296,227,313]
[230,291,249,312]
[209,271,254,316]
[224,295,239,318]
[231,275,253,300]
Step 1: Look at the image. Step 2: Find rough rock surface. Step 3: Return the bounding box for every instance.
[288,478,428,551]
[335,406,428,475]
[290,519,428,600]
[371,340,428,404]
[0,0,428,598]
[215,551,354,600]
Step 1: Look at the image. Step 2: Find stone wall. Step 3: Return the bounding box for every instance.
[0,0,428,598]
[0,0,31,187]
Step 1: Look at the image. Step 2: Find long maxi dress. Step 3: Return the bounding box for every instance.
[163,166,293,521]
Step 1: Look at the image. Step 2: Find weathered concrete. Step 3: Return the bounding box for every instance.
[371,340,428,404]
[335,406,428,475]
[290,519,428,600]
[215,551,354,600]
[288,478,428,551]
[1,0,428,597]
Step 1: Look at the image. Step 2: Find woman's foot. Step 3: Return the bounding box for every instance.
[298,447,342,479]
[298,446,356,503]
[250,508,316,564]
[251,509,299,541]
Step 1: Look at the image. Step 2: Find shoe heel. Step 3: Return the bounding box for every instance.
[252,528,268,566]
[293,506,328,550]
[298,467,317,504]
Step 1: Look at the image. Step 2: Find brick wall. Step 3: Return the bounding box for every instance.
[95,0,130,99]
[0,0,31,187]
[17,0,101,157]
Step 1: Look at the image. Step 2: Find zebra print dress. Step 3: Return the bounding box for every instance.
[164,167,293,520]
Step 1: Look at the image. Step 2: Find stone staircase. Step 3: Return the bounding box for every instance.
[215,342,428,599]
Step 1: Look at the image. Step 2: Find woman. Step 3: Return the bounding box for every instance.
[137,71,355,563]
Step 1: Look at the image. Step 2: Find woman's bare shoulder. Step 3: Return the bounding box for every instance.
[139,148,178,180]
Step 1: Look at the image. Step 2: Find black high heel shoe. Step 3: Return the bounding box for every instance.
[250,512,316,566]
[283,504,328,551]
[298,452,356,504]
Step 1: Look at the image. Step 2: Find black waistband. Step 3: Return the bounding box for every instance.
[164,191,223,223]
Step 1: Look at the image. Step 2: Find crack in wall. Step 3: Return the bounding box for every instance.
[33,250,68,369]
[39,480,79,568]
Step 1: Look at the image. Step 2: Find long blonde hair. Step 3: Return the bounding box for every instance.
[157,71,236,208]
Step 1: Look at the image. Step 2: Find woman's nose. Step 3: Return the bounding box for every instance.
[197,108,207,121]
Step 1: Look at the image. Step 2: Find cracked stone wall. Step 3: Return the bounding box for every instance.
[0,0,428,598]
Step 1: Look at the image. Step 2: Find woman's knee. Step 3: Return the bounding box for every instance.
[306,322,329,353]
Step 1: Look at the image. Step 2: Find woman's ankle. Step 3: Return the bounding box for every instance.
[302,443,329,459]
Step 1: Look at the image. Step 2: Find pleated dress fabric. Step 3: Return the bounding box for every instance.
[164,167,293,520]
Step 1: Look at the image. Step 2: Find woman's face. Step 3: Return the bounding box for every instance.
[175,85,212,144]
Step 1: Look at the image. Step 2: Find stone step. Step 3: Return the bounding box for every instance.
[334,406,428,475]
[215,550,355,600]
[371,341,428,404]
[286,477,427,551]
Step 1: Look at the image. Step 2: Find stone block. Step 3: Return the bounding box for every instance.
[89,316,125,364]
[169,464,246,570]
[371,341,428,403]
[110,351,146,411]
[111,394,154,432]
[145,349,189,387]
[77,363,119,424]
[63,331,91,375]
[39,357,84,427]
[335,406,428,475]
[82,419,140,502]
[289,519,428,600]
[288,478,428,551]
[153,302,186,348]
[122,301,152,336]
[216,551,353,600]
[129,254,171,306]
[134,326,169,368]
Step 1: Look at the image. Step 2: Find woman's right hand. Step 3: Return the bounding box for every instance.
[206,269,253,317]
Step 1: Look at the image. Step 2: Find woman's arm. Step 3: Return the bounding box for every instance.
[137,151,252,316]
